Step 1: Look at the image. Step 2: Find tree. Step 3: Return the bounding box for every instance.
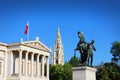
[49,56,81,80]
[50,64,63,80]
[49,64,72,80]
[68,56,81,67]
[96,62,120,80]
[110,41,120,64]
[63,64,72,80]
[96,41,120,80]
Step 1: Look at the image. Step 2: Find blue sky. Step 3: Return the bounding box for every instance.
[0,0,120,65]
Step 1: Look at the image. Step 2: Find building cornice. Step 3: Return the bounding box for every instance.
[0,42,7,46]
[8,41,51,53]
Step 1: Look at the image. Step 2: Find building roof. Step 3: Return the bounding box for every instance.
[1,37,51,53]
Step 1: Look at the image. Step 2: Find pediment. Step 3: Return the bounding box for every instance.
[23,41,50,52]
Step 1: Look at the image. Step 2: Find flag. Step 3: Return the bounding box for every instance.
[24,23,28,34]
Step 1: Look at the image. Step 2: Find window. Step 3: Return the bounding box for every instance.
[56,59,58,64]
[56,52,58,58]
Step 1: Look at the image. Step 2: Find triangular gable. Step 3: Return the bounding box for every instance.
[22,41,51,52]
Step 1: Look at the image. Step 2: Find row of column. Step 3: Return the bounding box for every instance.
[18,50,49,78]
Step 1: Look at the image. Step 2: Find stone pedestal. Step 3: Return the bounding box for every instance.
[72,66,97,80]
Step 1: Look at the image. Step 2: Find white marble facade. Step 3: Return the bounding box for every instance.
[0,37,51,80]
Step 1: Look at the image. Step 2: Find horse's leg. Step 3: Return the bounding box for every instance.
[87,52,90,66]
[87,56,89,66]
[82,54,85,64]
[81,54,83,64]
[82,53,86,64]
[85,52,88,65]
[91,54,93,66]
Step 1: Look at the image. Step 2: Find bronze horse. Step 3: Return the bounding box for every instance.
[74,32,96,66]
[75,42,88,64]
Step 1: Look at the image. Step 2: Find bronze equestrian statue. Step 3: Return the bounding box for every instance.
[74,31,96,66]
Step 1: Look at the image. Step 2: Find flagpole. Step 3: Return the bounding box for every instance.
[27,21,29,41]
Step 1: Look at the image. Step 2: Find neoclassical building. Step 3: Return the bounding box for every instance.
[0,37,51,80]
[52,28,64,65]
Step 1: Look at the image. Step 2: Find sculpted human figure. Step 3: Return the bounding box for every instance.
[87,40,96,66]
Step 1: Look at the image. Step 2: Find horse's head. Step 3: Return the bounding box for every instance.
[78,31,85,41]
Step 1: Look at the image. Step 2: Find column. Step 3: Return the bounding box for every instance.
[47,57,49,78]
[4,51,7,77]
[42,55,44,78]
[37,54,40,77]
[19,50,22,76]
[25,52,28,76]
[10,51,13,74]
[31,53,34,77]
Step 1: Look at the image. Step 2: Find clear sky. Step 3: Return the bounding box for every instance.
[0,0,120,65]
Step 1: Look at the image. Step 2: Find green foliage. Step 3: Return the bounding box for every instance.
[50,64,72,80]
[68,56,81,67]
[50,64,63,80]
[110,41,120,64]
[96,62,120,80]
[63,64,72,80]
[96,41,120,80]
[49,56,81,80]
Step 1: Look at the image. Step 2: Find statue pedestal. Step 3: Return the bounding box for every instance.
[72,66,97,80]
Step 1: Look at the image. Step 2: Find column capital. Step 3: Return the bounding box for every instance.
[18,49,23,52]
[31,52,36,55]
[41,55,45,58]
[31,53,34,56]
[37,54,40,55]
[26,51,29,54]
[7,50,12,53]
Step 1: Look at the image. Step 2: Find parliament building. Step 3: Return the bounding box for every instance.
[0,37,51,80]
